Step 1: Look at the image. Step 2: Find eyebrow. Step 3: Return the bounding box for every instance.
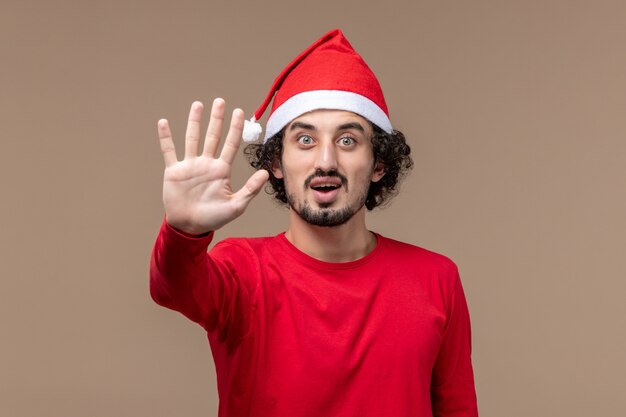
[288,121,366,133]
[289,122,316,131]
[337,122,365,133]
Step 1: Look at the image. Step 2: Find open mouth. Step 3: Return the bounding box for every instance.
[308,176,344,203]
[311,184,341,193]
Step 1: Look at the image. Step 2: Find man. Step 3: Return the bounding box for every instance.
[150,29,478,416]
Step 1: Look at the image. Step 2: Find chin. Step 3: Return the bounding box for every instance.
[292,200,362,227]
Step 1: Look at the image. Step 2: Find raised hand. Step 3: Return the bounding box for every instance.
[158,99,269,235]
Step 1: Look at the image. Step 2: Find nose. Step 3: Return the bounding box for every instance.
[314,139,338,172]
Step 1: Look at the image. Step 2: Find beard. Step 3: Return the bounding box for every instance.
[286,169,370,227]
[289,197,365,227]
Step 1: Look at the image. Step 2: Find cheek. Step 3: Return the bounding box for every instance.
[277,161,305,186]
[280,148,312,173]
[287,152,312,167]
[349,160,376,180]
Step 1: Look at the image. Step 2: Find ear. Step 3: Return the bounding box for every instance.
[271,157,284,179]
[371,161,385,183]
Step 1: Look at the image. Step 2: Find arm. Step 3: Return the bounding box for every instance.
[150,99,268,331]
[150,221,256,342]
[150,220,215,327]
[431,270,479,417]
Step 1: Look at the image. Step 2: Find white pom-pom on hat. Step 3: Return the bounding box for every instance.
[242,117,262,143]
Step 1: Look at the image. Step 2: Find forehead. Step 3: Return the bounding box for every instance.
[286,109,372,132]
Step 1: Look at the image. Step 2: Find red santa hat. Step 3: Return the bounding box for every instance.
[242,29,393,143]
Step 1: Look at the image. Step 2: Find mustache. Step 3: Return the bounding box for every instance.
[304,169,348,188]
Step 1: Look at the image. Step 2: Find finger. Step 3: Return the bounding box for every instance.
[158,119,178,167]
[184,101,203,159]
[202,98,225,158]
[232,169,270,211]
[219,108,244,165]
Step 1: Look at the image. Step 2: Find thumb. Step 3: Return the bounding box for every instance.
[233,169,270,209]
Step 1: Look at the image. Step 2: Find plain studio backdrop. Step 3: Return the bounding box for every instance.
[1,1,625,416]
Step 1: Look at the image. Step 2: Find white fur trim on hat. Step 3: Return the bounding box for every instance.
[264,90,393,142]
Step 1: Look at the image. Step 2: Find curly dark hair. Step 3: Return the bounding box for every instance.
[243,124,413,210]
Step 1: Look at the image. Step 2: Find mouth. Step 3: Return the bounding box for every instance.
[310,183,341,193]
[308,176,343,204]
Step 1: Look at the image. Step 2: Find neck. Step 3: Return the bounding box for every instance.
[284,208,377,263]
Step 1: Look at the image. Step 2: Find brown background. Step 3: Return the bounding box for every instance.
[2,0,625,416]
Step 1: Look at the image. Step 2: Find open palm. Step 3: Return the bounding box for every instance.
[158,99,269,235]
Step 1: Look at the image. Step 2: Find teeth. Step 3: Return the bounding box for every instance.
[312,184,339,190]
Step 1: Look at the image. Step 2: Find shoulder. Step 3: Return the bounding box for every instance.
[377,235,460,278]
[377,236,464,307]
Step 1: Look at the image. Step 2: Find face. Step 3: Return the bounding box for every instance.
[272,110,385,227]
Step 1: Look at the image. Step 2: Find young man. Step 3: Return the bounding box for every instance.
[151,29,478,416]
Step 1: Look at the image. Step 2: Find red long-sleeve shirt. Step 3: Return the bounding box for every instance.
[150,220,478,416]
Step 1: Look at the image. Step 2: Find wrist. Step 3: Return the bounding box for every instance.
[165,217,211,237]
[171,226,211,238]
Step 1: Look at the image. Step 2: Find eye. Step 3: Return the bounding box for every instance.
[339,136,355,146]
[297,135,314,145]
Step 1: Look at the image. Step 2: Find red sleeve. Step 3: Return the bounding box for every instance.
[430,268,479,417]
[149,219,255,344]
